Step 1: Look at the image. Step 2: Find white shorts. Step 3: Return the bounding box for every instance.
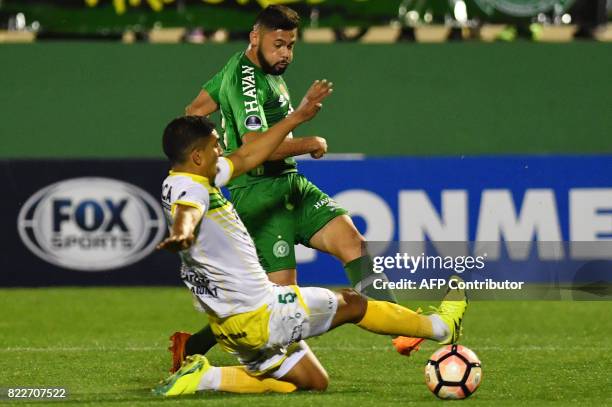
[209,285,338,377]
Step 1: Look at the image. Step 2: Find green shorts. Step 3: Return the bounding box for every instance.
[229,173,348,273]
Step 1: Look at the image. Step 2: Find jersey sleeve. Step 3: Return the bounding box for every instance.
[171,182,210,217]
[202,68,225,104]
[214,157,234,188]
[225,70,269,138]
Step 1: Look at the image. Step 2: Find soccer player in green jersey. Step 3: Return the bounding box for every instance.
[169,5,422,369]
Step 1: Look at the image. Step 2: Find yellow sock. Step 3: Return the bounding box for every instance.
[356,301,434,339]
[218,366,296,393]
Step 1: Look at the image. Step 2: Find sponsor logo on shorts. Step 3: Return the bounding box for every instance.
[17,177,164,271]
[244,115,262,131]
[313,197,329,209]
[273,240,290,258]
[215,331,248,341]
[314,197,340,211]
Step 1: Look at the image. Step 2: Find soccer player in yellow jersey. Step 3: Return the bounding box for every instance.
[153,80,468,396]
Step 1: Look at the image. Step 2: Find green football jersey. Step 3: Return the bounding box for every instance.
[203,51,298,189]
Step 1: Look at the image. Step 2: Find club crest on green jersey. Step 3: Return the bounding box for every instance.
[273,240,290,258]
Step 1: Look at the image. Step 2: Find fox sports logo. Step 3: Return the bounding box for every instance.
[17,177,165,271]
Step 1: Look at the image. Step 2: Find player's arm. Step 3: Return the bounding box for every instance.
[185,90,218,116]
[185,66,226,116]
[244,134,328,160]
[241,73,329,160]
[228,80,332,179]
[157,206,202,252]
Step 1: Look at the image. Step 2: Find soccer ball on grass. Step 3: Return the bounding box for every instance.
[425,344,482,399]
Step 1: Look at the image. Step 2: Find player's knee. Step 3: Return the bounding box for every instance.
[332,229,365,263]
[291,365,329,392]
[339,288,367,322]
[353,230,366,245]
[308,370,329,391]
[340,227,365,250]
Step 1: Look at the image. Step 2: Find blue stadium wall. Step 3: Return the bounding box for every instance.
[2,156,611,286]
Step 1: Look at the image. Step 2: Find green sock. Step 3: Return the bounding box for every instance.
[344,255,398,303]
[184,324,217,356]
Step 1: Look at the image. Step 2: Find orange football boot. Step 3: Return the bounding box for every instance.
[392,336,425,356]
[391,306,425,356]
[168,331,192,373]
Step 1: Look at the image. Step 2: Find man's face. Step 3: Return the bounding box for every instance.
[194,131,222,179]
[255,28,297,75]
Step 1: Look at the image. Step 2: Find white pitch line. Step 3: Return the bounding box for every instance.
[0,347,157,352]
[313,345,609,352]
[0,345,608,353]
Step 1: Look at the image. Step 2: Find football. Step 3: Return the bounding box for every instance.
[425,345,482,399]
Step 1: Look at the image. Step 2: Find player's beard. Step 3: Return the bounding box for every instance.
[257,47,289,76]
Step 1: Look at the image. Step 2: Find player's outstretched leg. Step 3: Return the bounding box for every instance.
[154,355,298,396]
[309,214,426,355]
[155,341,327,396]
[331,276,468,345]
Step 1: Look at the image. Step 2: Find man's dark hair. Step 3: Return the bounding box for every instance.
[162,116,215,165]
[254,5,300,31]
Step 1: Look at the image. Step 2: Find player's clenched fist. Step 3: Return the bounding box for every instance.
[310,137,328,159]
[292,79,333,123]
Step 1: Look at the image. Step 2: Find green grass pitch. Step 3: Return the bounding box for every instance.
[1,287,610,406]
